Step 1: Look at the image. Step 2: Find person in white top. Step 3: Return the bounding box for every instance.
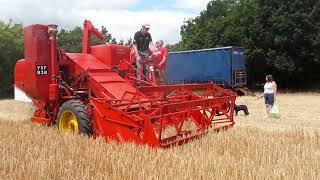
[262,75,277,117]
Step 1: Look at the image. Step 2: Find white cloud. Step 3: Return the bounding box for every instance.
[0,0,139,11]
[81,9,195,44]
[175,0,211,12]
[0,0,201,44]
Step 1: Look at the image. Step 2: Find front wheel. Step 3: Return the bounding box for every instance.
[56,100,93,136]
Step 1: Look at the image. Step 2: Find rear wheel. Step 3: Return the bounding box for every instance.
[56,100,93,136]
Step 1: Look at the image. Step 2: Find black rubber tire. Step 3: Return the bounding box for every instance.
[56,100,93,136]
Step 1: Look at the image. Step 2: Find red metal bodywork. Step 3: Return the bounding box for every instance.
[14,20,237,147]
[82,20,105,54]
[91,44,131,68]
[15,24,52,102]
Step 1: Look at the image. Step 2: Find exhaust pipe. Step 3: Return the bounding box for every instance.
[48,24,59,101]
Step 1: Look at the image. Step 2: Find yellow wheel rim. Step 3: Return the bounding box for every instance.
[59,110,79,134]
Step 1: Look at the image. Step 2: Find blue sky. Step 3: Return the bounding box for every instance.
[0,0,211,44]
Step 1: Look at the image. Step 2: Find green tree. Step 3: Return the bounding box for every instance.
[0,21,125,98]
[58,25,118,52]
[165,43,182,52]
[110,38,117,44]
[0,21,24,98]
[118,39,124,45]
[58,27,82,52]
[125,38,133,46]
[180,0,240,50]
[177,0,320,89]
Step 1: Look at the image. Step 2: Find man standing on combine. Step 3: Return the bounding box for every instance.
[133,24,153,84]
[152,40,168,84]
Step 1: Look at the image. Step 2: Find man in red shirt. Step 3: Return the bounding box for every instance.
[152,40,168,84]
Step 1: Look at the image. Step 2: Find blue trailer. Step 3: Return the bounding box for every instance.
[165,46,246,88]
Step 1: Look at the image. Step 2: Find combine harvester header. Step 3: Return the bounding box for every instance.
[14,20,237,148]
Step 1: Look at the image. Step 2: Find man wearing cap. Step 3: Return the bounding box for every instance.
[133,24,153,84]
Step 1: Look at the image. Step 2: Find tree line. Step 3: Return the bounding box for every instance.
[166,0,320,89]
[57,25,132,52]
[1,0,319,98]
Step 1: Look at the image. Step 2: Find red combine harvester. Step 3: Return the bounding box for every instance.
[14,20,237,148]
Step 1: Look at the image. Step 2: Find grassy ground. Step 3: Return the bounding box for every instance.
[0,93,319,179]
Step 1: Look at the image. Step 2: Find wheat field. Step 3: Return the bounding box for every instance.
[0,93,320,180]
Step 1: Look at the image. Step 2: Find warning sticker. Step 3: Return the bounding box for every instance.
[36,65,48,75]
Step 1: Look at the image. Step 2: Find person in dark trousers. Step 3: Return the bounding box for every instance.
[133,24,153,83]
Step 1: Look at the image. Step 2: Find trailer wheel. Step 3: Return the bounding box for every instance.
[56,100,93,136]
